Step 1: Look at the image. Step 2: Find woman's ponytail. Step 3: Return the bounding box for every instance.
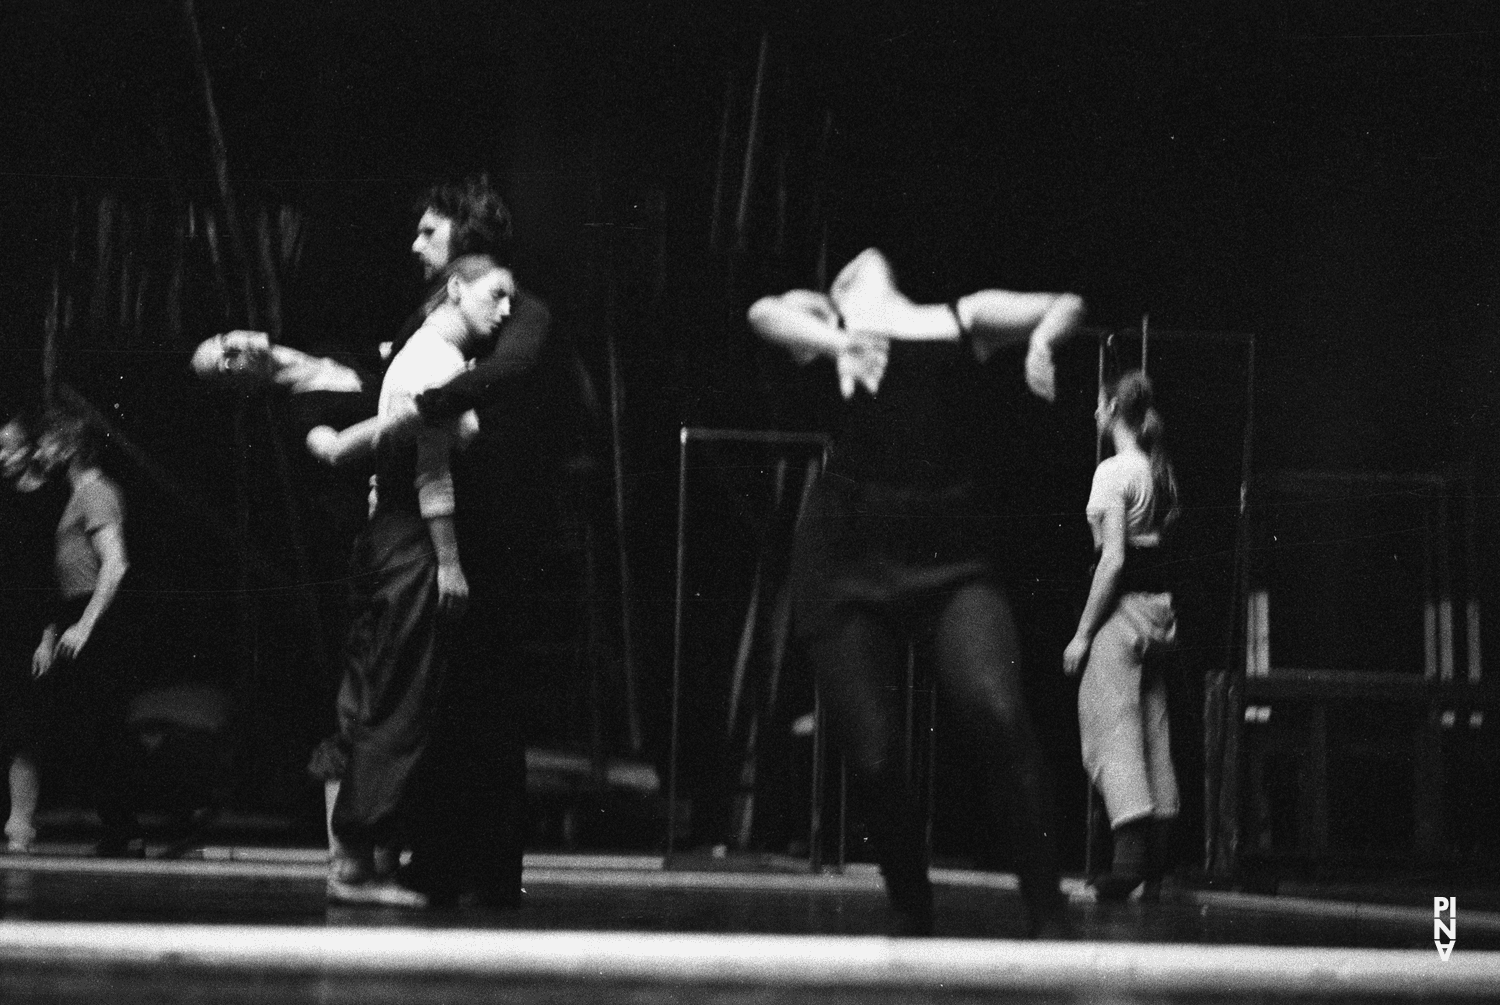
[1106,371,1179,530]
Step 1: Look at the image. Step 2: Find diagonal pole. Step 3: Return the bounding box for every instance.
[181,1,259,767]
[1141,312,1150,375]
[182,0,258,330]
[604,250,644,755]
[182,0,321,798]
[733,31,769,252]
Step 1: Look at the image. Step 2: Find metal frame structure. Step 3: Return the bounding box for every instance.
[667,427,829,862]
[1235,468,1481,865]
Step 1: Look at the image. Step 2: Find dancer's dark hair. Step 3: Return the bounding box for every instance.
[418,175,514,267]
[41,408,107,469]
[1105,370,1179,529]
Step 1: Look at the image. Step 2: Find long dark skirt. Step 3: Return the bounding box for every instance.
[330,507,449,853]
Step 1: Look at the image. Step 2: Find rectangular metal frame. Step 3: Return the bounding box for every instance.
[667,427,829,863]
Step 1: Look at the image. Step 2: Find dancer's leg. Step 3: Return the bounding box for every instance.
[933,581,1068,934]
[802,602,930,932]
[5,754,39,851]
[1078,611,1154,827]
[1078,609,1156,899]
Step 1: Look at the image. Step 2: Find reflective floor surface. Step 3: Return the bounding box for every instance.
[2,850,1497,1003]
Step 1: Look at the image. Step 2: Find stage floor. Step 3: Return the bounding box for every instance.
[2,849,1497,1003]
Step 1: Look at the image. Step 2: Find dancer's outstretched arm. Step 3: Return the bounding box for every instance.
[956,290,1085,400]
[748,289,852,363]
[305,416,386,468]
[752,248,1084,400]
[305,407,478,469]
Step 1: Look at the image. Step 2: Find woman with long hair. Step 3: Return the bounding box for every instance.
[1064,369,1181,900]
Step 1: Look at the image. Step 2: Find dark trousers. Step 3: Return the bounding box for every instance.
[11,594,143,838]
[801,581,1063,914]
[331,509,447,853]
[792,477,1064,918]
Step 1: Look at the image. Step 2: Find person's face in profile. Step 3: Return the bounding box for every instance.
[412,209,454,281]
[449,266,515,344]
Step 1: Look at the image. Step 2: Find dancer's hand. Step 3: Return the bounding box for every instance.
[1063,635,1090,677]
[31,627,58,679]
[1025,337,1057,402]
[437,562,469,620]
[54,622,91,663]
[305,426,339,465]
[455,410,480,451]
[836,330,889,398]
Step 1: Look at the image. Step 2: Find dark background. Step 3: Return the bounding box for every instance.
[1,0,1498,867]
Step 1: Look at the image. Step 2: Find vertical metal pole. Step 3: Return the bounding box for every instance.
[1425,492,1439,681]
[903,646,916,783]
[1467,473,1483,683]
[1439,489,1454,682]
[837,758,848,872]
[923,670,938,869]
[831,442,848,873]
[810,691,825,873]
[833,426,846,872]
[1208,333,1256,876]
[668,427,690,858]
[807,447,829,874]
